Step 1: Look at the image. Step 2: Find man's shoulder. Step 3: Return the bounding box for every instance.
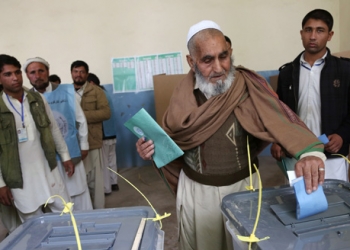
[278,62,293,72]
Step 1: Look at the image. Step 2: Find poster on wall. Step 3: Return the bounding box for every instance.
[111,52,183,93]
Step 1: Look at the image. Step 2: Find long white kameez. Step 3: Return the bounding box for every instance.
[0,91,70,220]
[43,83,92,211]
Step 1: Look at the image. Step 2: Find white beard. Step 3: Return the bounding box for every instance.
[195,58,235,99]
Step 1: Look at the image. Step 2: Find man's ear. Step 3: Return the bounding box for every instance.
[186,55,196,73]
[328,31,334,42]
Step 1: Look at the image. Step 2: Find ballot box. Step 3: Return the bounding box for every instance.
[221,180,350,250]
[0,206,164,250]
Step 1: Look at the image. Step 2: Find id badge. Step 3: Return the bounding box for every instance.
[17,127,28,143]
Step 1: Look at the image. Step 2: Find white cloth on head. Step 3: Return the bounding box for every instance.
[187,20,222,44]
[23,57,50,72]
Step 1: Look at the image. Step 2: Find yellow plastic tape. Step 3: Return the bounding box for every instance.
[236,136,269,249]
[108,167,171,229]
[332,154,350,163]
[44,195,82,250]
[245,136,255,191]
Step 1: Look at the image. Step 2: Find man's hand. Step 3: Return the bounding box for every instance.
[81,150,89,161]
[295,156,325,194]
[0,186,13,206]
[270,143,284,161]
[136,137,154,160]
[325,134,343,153]
[62,160,75,177]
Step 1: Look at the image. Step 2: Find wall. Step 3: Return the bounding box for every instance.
[339,0,350,51]
[0,0,341,86]
[0,0,345,167]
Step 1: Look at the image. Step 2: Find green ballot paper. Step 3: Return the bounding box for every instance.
[124,108,184,168]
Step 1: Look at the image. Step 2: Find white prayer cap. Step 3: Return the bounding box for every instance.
[187,20,222,44]
[23,57,50,72]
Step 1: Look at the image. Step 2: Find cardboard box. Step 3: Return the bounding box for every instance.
[153,74,186,125]
[269,75,278,92]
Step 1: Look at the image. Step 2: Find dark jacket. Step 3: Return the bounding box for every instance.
[277,48,350,158]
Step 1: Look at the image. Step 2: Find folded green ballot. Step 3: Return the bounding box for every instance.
[124,108,184,168]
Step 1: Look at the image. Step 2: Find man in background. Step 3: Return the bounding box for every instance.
[24,57,92,210]
[87,73,119,195]
[0,54,73,227]
[271,9,350,181]
[71,61,110,208]
[49,74,61,84]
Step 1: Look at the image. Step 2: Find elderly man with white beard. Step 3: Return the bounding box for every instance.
[136,20,326,250]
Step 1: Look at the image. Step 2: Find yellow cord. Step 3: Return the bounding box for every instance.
[332,154,350,163]
[245,136,254,191]
[108,167,171,229]
[44,195,82,250]
[236,136,269,249]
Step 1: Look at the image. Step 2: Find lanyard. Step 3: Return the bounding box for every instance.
[6,93,25,128]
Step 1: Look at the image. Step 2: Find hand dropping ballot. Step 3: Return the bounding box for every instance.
[292,177,328,219]
[277,134,329,219]
[124,108,184,168]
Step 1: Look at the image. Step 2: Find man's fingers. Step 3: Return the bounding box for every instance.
[136,138,154,160]
[311,164,319,191]
[295,156,324,194]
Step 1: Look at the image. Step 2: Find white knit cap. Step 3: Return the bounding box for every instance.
[187,20,222,44]
[23,57,50,72]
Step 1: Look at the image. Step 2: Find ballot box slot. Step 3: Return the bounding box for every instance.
[36,222,121,249]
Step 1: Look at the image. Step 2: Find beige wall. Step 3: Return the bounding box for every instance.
[0,0,344,87]
[340,0,350,51]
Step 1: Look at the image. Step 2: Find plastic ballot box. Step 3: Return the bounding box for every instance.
[0,206,164,250]
[221,180,350,250]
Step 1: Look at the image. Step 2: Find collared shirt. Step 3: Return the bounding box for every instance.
[75,82,87,103]
[298,52,327,136]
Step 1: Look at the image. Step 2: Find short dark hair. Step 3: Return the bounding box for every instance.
[49,74,61,83]
[302,9,333,31]
[70,60,89,73]
[0,54,21,73]
[224,35,232,47]
[87,73,100,85]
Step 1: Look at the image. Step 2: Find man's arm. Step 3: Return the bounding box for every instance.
[0,168,13,206]
[75,98,89,160]
[83,87,111,123]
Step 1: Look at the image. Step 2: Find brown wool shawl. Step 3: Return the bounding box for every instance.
[159,66,324,195]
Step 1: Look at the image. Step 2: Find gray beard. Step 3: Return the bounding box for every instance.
[195,57,235,99]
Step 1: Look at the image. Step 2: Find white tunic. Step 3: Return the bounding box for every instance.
[39,83,90,197]
[0,91,70,214]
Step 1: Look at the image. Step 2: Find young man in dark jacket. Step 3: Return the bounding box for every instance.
[271,9,350,181]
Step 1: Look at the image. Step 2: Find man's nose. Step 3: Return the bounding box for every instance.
[212,59,223,73]
[310,30,317,39]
